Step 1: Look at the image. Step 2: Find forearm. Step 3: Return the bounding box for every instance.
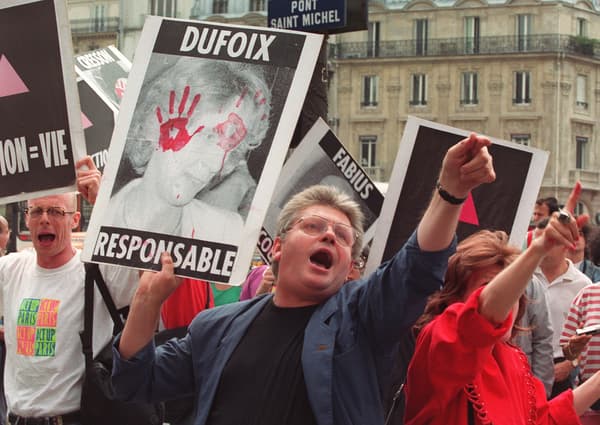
[479,246,544,324]
[417,192,463,252]
[119,287,161,359]
[573,371,600,415]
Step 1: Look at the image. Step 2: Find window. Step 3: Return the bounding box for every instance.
[360,136,377,168]
[362,75,378,107]
[410,74,427,106]
[513,71,531,104]
[576,75,588,109]
[460,72,478,105]
[367,22,380,57]
[249,0,265,11]
[150,0,177,17]
[213,0,227,14]
[93,4,105,31]
[516,14,532,51]
[464,16,480,54]
[577,18,588,37]
[414,19,428,56]
[511,134,531,146]
[576,136,588,169]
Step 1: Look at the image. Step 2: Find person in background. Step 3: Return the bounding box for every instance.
[533,217,592,398]
[566,223,600,283]
[211,282,242,306]
[587,226,600,267]
[239,264,276,301]
[0,217,10,257]
[560,285,600,412]
[405,210,600,424]
[160,279,214,330]
[532,197,560,226]
[525,195,561,248]
[112,133,497,425]
[514,278,555,398]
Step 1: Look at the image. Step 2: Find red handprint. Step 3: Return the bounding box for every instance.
[212,86,269,174]
[215,112,247,174]
[156,86,203,152]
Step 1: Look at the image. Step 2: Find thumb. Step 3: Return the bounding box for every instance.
[159,252,174,275]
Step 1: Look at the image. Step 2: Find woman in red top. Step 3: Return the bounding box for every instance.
[405,211,600,425]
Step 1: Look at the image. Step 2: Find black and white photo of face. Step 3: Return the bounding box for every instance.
[120,56,272,206]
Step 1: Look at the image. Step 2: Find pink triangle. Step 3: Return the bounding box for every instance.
[0,55,29,98]
[81,112,93,129]
[459,193,479,226]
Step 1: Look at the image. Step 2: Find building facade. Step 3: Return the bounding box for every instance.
[331,0,600,220]
[67,0,121,53]
[63,0,600,221]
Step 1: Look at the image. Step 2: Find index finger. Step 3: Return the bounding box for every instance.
[76,156,96,172]
[564,181,582,214]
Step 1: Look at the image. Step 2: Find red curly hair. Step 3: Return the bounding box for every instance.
[414,230,524,337]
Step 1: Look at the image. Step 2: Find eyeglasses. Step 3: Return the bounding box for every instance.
[25,206,76,219]
[289,214,357,247]
[353,256,366,270]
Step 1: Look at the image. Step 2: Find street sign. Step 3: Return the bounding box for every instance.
[268,0,367,34]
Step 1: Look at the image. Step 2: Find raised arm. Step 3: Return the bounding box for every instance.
[119,253,181,359]
[417,133,495,251]
[76,156,102,205]
[479,212,580,325]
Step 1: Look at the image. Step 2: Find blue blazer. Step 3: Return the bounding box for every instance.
[112,232,455,425]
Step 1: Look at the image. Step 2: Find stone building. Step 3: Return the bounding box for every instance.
[62,0,600,221]
[331,0,600,220]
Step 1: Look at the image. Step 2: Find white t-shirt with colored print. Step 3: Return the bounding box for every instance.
[0,248,138,417]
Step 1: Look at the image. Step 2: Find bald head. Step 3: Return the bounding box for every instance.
[28,192,77,211]
[0,215,9,253]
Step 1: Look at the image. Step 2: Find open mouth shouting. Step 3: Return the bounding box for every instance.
[310,249,333,270]
[37,232,56,247]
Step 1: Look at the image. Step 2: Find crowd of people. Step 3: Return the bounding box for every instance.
[2,132,600,425]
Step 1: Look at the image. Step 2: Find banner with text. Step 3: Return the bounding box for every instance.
[82,17,323,284]
[0,0,85,203]
[259,118,383,263]
[75,46,131,172]
[75,45,131,112]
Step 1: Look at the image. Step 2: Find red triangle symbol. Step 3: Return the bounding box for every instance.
[81,112,93,129]
[0,55,29,98]
[459,193,479,226]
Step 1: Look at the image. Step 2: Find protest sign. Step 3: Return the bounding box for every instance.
[0,0,85,203]
[75,45,131,111]
[366,117,548,274]
[259,117,383,263]
[82,17,323,284]
[77,78,115,172]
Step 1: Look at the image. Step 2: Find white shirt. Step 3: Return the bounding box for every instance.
[533,259,592,358]
[0,249,137,416]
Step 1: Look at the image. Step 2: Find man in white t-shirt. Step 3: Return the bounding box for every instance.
[0,157,138,424]
[532,217,592,399]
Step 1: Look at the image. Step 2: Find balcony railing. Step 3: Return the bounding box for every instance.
[70,17,120,34]
[569,169,600,188]
[330,35,600,60]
